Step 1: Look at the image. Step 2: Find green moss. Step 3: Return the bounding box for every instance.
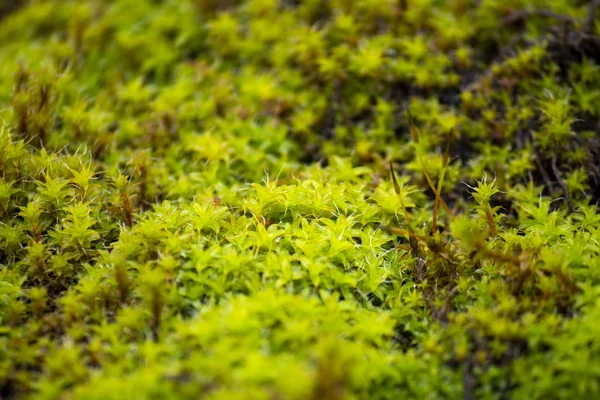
[1,0,600,399]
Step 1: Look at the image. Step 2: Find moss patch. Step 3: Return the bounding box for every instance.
[1,1,600,399]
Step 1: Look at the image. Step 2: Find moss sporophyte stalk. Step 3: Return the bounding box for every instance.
[1,1,600,399]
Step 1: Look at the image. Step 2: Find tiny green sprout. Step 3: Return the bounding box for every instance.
[465,175,501,236]
[467,175,500,206]
[52,202,99,251]
[66,161,96,200]
[19,200,44,240]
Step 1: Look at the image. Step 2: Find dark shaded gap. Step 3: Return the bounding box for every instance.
[0,0,25,20]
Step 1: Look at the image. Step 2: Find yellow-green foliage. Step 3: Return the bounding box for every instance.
[1,0,600,399]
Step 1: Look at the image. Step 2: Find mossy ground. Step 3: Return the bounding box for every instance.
[1,1,600,399]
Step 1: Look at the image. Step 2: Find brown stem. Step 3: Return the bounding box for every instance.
[484,205,497,236]
[115,263,129,303]
[399,0,407,12]
[121,192,133,227]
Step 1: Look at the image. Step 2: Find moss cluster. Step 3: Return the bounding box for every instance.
[1,0,600,398]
